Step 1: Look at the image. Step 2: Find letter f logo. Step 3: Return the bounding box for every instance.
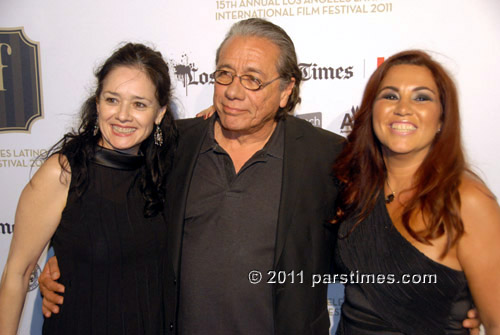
[0,43,12,91]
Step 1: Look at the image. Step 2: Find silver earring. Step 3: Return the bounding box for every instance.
[93,117,99,136]
[154,125,163,146]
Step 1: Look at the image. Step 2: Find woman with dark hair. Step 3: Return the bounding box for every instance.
[0,42,177,334]
[332,49,500,334]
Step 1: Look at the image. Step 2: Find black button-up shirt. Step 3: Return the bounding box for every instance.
[178,117,284,334]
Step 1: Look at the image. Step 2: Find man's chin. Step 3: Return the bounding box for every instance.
[217,114,247,131]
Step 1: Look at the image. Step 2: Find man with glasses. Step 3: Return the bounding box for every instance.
[162,18,344,334]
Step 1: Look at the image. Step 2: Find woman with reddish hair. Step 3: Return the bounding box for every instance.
[333,50,500,334]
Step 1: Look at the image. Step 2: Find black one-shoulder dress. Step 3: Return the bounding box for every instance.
[334,192,473,335]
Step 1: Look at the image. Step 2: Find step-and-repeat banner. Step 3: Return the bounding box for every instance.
[1,0,499,333]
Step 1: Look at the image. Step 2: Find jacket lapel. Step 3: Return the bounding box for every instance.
[273,117,306,267]
[168,117,210,277]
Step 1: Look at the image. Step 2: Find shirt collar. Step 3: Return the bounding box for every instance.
[200,113,284,160]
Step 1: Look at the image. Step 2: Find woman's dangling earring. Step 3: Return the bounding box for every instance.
[154,124,163,146]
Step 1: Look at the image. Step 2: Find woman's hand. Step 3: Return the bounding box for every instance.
[195,106,216,119]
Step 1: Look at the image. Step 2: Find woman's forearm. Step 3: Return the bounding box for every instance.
[0,269,31,335]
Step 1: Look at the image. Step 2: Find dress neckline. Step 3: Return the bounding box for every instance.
[92,147,144,170]
[378,192,466,275]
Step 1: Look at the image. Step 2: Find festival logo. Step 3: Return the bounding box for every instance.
[28,264,41,291]
[328,298,335,332]
[0,28,43,133]
[0,148,47,168]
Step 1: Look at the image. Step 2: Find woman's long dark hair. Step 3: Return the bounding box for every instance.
[46,42,177,217]
[333,50,471,256]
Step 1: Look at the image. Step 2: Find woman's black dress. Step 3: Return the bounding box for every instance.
[334,192,473,335]
[43,148,166,334]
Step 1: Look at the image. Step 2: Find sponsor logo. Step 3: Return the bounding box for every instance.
[0,222,14,234]
[362,56,385,78]
[336,57,382,134]
[169,54,354,96]
[339,105,359,134]
[169,54,214,96]
[28,264,41,291]
[299,63,354,81]
[296,112,322,128]
[377,57,385,67]
[0,27,43,133]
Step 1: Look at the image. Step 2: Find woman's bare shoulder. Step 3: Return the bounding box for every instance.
[31,154,71,188]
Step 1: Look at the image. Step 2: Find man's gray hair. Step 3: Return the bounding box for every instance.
[215,18,302,119]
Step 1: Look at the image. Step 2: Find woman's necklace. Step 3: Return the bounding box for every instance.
[385,180,396,204]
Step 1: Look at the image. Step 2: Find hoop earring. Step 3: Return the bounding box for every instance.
[154,125,163,146]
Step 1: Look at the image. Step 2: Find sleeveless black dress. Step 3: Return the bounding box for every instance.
[334,192,473,335]
[43,148,167,334]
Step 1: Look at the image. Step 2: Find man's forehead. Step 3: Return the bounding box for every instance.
[216,35,280,73]
[217,63,265,76]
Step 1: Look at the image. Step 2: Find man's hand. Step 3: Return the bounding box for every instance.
[463,308,482,335]
[38,256,65,317]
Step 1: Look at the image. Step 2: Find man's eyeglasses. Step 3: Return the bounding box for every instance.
[213,70,281,91]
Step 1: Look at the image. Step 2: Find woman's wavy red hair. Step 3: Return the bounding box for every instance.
[333,50,468,256]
